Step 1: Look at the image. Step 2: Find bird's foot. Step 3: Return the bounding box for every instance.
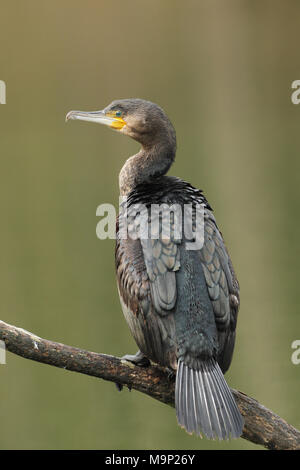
[121,350,151,367]
[116,351,150,392]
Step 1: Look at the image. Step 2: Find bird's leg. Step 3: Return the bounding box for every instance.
[116,350,150,392]
[121,350,151,367]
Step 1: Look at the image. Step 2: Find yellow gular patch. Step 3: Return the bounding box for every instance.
[106,111,126,130]
[110,117,126,130]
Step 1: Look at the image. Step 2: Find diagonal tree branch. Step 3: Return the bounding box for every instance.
[0,319,299,450]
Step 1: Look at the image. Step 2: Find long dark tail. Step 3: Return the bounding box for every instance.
[175,358,244,439]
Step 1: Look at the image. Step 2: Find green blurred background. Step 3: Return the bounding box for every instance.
[0,0,299,450]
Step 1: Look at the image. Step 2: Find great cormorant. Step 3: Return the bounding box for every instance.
[66,99,244,440]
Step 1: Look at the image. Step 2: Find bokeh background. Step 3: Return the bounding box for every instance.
[0,0,299,450]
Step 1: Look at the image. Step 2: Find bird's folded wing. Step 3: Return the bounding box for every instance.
[140,237,180,314]
[198,213,240,370]
[126,202,181,315]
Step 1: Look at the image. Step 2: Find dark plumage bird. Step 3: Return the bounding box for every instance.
[66,99,244,440]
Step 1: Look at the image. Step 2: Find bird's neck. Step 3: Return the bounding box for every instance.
[119,140,176,196]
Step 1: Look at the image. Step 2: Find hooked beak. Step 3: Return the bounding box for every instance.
[65,110,126,130]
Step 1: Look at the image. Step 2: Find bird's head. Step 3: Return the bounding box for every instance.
[66,98,176,149]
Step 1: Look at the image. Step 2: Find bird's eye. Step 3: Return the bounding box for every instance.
[115,110,122,117]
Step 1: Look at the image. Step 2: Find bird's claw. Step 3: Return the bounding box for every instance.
[121,350,150,367]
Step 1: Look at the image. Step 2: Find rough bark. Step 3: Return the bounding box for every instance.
[0,320,299,450]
